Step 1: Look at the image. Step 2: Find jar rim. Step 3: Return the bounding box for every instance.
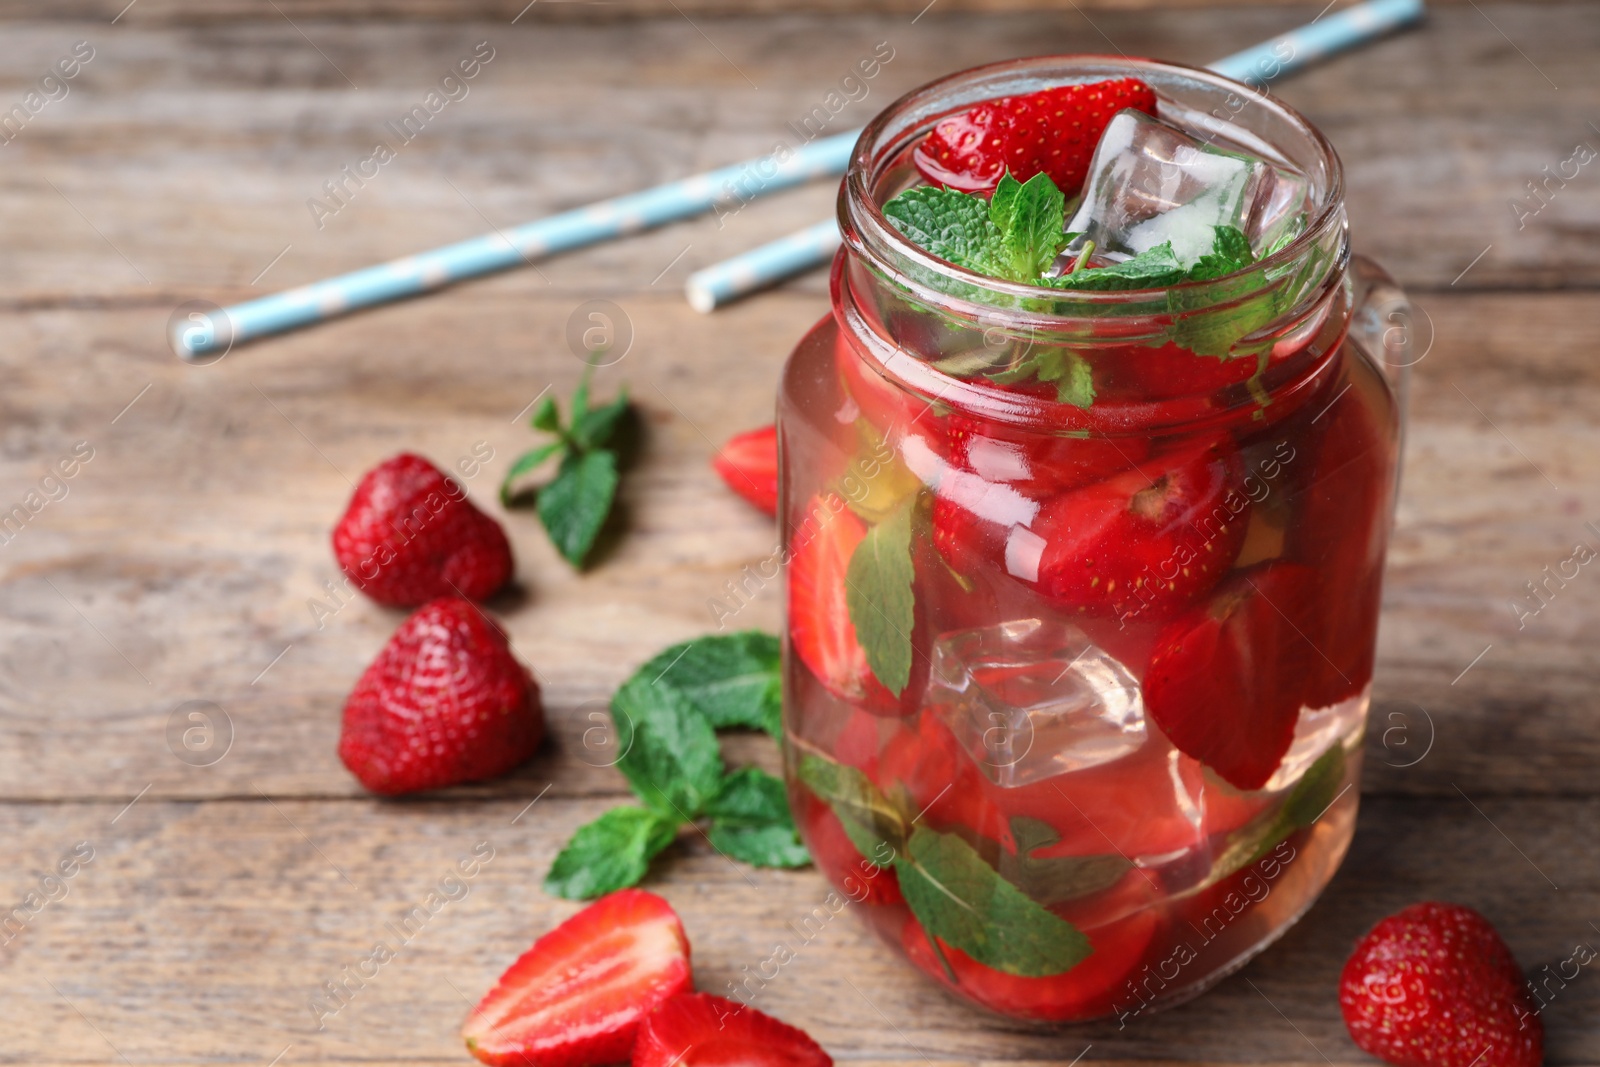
[840,54,1347,317]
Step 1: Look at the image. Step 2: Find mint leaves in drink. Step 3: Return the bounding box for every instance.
[797,750,1095,978]
[882,171,1075,285]
[544,631,807,900]
[844,497,916,696]
[502,370,632,567]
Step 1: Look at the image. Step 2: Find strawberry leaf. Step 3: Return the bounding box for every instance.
[637,631,782,737]
[844,498,916,696]
[612,674,725,818]
[543,806,680,900]
[895,826,1094,977]
[538,448,619,567]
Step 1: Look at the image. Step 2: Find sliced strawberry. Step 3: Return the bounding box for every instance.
[714,425,779,517]
[1144,562,1323,792]
[795,793,904,906]
[1289,361,1397,709]
[463,889,692,1067]
[874,712,1010,849]
[633,993,832,1067]
[914,78,1158,196]
[943,415,1149,499]
[1019,437,1249,618]
[787,494,898,712]
[901,871,1160,1021]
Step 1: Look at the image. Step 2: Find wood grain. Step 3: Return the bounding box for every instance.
[0,795,1589,1065]
[0,6,1594,1066]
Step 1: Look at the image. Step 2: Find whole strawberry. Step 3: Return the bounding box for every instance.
[333,453,513,606]
[338,597,543,794]
[914,77,1157,195]
[1340,902,1543,1067]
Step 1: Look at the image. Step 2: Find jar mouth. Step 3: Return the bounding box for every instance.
[840,54,1347,317]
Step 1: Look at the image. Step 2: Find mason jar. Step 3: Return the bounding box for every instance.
[779,56,1406,1024]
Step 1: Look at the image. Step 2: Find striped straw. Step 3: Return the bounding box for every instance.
[175,131,859,357]
[682,0,1426,312]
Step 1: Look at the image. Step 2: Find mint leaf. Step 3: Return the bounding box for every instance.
[896,826,1093,977]
[882,186,1002,275]
[989,171,1069,282]
[1187,225,1254,280]
[531,395,561,432]
[844,499,915,696]
[1049,240,1188,291]
[798,753,906,857]
[574,389,631,451]
[544,806,679,900]
[1208,745,1348,883]
[705,767,792,825]
[708,822,811,868]
[500,441,567,505]
[538,448,619,567]
[639,631,782,737]
[612,674,725,817]
[1036,350,1095,408]
[1007,816,1132,906]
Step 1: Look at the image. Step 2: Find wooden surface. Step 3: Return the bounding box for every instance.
[0,4,1597,1065]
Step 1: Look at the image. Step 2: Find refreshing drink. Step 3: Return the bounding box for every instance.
[778,57,1404,1024]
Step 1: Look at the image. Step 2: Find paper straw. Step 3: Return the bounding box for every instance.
[176,131,860,357]
[686,220,842,313]
[683,0,1425,313]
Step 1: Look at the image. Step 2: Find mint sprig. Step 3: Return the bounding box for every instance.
[502,370,631,568]
[544,631,806,900]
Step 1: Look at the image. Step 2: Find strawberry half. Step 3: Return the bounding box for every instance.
[464,889,692,1067]
[1018,437,1248,618]
[338,597,543,795]
[914,77,1158,195]
[1339,902,1543,1067]
[796,793,904,907]
[1143,562,1321,791]
[787,494,898,712]
[714,425,779,517]
[633,993,832,1067]
[333,453,513,607]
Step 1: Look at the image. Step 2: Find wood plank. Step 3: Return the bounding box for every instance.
[0,6,1592,303]
[0,794,1587,1064]
[0,0,1580,23]
[0,289,1597,803]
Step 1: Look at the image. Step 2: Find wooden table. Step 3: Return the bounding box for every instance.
[1,2,1595,1064]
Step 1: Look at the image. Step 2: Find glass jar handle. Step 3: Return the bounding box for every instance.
[1347,254,1414,499]
[1347,253,1414,421]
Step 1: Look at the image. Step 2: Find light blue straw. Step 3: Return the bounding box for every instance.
[176,132,858,357]
[683,0,1425,312]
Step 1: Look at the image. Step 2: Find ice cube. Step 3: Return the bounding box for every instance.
[928,619,1146,787]
[1059,109,1310,270]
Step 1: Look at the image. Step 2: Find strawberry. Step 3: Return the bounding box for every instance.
[333,453,513,607]
[1290,364,1398,709]
[787,494,898,712]
[1339,902,1543,1067]
[714,425,779,517]
[338,597,542,795]
[463,889,692,1067]
[1019,437,1249,618]
[633,993,832,1067]
[942,415,1148,500]
[914,77,1158,196]
[1143,562,1320,791]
